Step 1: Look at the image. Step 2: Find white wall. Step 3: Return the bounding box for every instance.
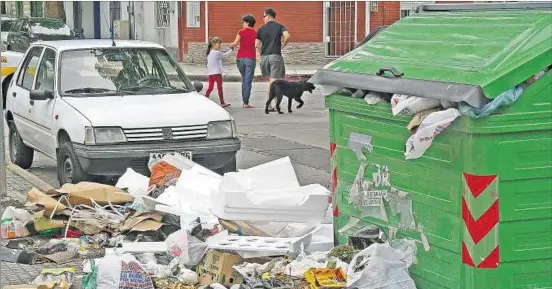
[134,1,179,57]
[63,1,96,39]
[99,1,130,38]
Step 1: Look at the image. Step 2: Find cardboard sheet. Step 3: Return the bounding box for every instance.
[25,188,69,217]
[51,182,134,206]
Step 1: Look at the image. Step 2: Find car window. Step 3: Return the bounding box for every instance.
[10,20,19,32]
[30,20,72,36]
[1,20,14,32]
[21,20,30,32]
[35,48,56,91]
[17,46,44,90]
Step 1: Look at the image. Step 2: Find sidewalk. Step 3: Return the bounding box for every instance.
[1,167,84,287]
[180,63,321,82]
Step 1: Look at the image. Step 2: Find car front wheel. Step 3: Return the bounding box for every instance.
[8,122,34,169]
[57,142,90,185]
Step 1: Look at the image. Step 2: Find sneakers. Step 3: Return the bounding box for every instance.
[221,103,231,108]
[243,104,254,108]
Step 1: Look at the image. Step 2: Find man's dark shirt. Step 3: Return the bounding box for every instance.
[256,21,287,56]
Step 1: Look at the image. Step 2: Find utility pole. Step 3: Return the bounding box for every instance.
[0,16,7,198]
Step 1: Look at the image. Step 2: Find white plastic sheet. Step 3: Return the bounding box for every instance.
[392,95,441,116]
[347,242,417,289]
[115,168,150,197]
[405,108,461,160]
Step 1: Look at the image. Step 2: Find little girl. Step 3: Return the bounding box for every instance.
[205,37,233,107]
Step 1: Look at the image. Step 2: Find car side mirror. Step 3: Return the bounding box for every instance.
[30,90,54,101]
[194,82,203,92]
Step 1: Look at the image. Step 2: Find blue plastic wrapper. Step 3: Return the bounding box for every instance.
[459,85,524,118]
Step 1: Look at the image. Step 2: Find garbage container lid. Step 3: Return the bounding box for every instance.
[311,8,552,105]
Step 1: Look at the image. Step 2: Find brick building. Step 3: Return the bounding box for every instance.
[178,1,415,65]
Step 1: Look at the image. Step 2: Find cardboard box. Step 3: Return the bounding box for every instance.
[196,250,244,287]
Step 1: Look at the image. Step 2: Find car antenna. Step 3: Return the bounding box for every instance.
[109,10,116,47]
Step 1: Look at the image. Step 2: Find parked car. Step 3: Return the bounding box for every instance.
[4,40,240,184]
[6,17,76,53]
[1,16,16,47]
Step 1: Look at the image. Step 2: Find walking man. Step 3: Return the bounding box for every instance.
[256,8,291,110]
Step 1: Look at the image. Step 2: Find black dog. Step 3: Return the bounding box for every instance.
[265,80,316,114]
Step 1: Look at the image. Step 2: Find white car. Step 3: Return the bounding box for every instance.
[4,40,240,184]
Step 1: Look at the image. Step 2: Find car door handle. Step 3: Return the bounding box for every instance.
[12,92,16,98]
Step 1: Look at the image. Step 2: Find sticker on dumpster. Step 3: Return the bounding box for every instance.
[348,133,373,160]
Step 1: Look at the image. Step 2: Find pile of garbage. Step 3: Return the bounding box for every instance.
[1,154,419,289]
[337,66,550,159]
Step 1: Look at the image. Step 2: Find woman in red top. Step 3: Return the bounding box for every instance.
[230,15,257,108]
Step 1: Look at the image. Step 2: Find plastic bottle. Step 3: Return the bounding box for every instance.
[7,220,16,239]
[0,219,9,239]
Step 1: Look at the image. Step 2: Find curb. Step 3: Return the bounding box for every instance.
[6,162,55,192]
[189,74,313,82]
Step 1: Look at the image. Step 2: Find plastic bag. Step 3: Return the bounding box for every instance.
[365,92,385,105]
[392,95,441,116]
[166,229,189,259]
[94,254,155,289]
[405,108,461,160]
[347,243,416,289]
[116,168,150,197]
[459,85,524,118]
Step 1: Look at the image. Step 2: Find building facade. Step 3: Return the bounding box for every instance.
[178,1,426,65]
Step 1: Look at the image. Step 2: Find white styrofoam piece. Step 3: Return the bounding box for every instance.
[120,242,167,253]
[239,157,300,191]
[305,224,334,254]
[212,158,330,223]
[207,228,315,257]
[212,173,330,222]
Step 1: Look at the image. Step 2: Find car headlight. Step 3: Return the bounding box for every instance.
[84,127,126,145]
[207,120,238,139]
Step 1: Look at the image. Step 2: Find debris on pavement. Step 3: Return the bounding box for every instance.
[0,154,423,289]
[31,267,75,289]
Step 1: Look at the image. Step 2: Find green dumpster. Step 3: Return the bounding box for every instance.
[310,3,552,289]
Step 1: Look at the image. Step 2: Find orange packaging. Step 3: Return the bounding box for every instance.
[148,161,182,187]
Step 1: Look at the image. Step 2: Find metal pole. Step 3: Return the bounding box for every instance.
[1,16,7,198]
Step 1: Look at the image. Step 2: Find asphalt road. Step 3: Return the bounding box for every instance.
[3,82,331,189]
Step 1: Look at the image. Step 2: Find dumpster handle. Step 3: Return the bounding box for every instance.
[376,67,404,77]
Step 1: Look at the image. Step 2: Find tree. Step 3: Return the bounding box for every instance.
[44,1,66,22]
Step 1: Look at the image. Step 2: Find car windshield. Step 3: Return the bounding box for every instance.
[30,20,72,36]
[1,20,14,32]
[60,48,194,96]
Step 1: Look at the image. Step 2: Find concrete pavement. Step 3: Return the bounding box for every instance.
[180,63,321,82]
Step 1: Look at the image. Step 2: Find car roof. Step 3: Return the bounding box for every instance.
[33,39,166,51]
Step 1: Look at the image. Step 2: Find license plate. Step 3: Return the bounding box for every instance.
[149,151,193,163]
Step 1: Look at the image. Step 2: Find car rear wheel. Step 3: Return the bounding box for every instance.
[57,142,90,185]
[8,122,34,169]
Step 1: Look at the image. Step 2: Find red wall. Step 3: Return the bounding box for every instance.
[370,1,400,33]
[179,1,400,59]
[207,1,323,43]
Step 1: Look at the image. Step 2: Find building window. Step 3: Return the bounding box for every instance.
[400,9,411,18]
[30,1,44,17]
[1,2,6,15]
[110,1,121,22]
[156,1,171,28]
[186,1,200,28]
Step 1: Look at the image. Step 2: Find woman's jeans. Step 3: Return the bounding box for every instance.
[236,58,256,105]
